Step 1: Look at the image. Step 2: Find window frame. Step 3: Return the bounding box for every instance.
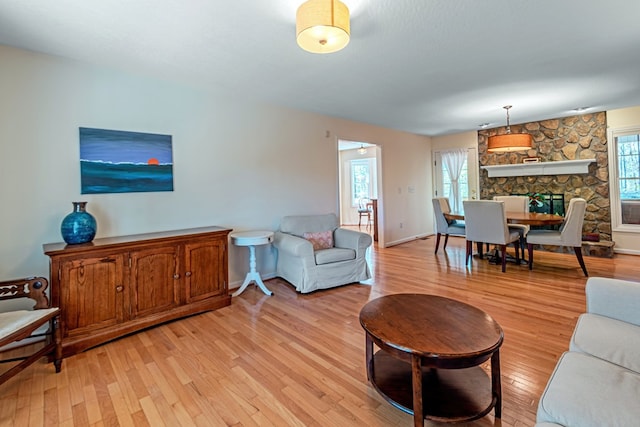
[608,125,640,232]
[350,158,376,207]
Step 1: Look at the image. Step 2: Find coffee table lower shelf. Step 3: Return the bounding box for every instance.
[370,351,498,423]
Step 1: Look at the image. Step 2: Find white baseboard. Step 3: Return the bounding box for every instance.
[613,248,640,256]
[383,233,432,248]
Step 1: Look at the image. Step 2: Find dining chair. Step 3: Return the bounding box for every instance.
[494,195,530,259]
[526,197,588,276]
[463,200,521,272]
[0,277,62,385]
[357,198,373,229]
[432,198,466,254]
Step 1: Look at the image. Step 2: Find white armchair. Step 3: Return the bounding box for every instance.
[273,213,372,293]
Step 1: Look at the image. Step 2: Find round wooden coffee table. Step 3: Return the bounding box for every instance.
[359,294,503,426]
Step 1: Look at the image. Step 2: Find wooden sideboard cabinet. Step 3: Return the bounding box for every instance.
[43,226,231,358]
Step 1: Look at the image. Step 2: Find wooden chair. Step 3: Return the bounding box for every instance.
[357,198,373,228]
[0,277,62,385]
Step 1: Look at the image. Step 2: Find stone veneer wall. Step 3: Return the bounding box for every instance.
[478,112,611,248]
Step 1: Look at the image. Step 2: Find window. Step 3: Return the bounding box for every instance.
[351,158,376,206]
[433,148,478,214]
[618,134,640,199]
[442,158,470,202]
[617,133,640,224]
[609,127,640,228]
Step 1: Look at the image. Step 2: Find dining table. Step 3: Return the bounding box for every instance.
[443,211,565,265]
[444,211,565,226]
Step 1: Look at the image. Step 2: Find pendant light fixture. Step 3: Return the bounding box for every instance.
[357,144,367,155]
[487,105,532,152]
[296,0,350,54]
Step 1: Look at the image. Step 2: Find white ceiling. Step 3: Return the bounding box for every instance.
[1,0,639,136]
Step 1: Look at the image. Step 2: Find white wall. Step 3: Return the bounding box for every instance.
[378,138,433,245]
[431,131,478,151]
[0,45,432,286]
[607,106,640,254]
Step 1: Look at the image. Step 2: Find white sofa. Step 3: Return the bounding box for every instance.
[273,213,372,294]
[536,277,640,426]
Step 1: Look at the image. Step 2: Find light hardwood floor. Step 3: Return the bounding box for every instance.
[2,236,637,426]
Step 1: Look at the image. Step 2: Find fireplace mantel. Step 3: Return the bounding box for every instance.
[481,159,595,178]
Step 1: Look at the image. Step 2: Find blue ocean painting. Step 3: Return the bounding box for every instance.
[80,127,174,194]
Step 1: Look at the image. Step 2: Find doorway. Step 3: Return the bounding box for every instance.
[433,148,479,214]
[337,139,382,244]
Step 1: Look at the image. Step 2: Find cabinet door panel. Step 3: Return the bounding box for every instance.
[61,254,125,336]
[185,239,226,302]
[130,246,180,318]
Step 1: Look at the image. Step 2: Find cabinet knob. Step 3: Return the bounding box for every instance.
[116,285,124,292]
[185,271,192,277]
[173,274,180,279]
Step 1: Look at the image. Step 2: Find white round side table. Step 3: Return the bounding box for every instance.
[230,230,274,297]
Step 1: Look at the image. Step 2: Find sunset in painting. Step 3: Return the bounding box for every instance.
[79,127,173,194]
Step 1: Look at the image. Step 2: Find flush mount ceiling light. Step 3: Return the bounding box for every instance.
[296,0,350,54]
[487,105,532,152]
[357,144,367,155]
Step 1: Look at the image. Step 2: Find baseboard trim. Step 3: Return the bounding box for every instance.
[384,233,432,248]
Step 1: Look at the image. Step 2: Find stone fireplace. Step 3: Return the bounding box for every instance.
[478,112,612,256]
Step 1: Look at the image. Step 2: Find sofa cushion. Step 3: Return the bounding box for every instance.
[0,308,58,339]
[586,277,640,326]
[314,248,355,265]
[570,313,640,372]
[303,230,333,251]
[537,351,640,426]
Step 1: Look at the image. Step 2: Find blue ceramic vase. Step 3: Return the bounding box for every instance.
[60,202,97,244]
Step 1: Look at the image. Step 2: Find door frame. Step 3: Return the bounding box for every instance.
[337,139,384,246]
